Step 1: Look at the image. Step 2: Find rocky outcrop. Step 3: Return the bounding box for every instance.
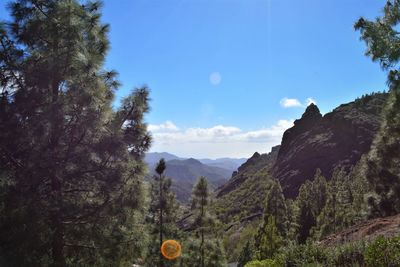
[273,93,388,198]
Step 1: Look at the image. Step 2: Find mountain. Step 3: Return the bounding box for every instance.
[147,158,232,202]
[144,152,181,166]
[215,92,387,224]
[273,93,388,198]
[198,158,247,172]
[214,146,280,223]
[145,152,245,172]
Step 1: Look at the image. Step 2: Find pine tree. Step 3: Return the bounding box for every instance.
[191,176,210,267]
[296,170,328,243]
[262,179,288,238]
[285,198,299,242]
[145,159,179,267]
[310,169,328,216]
[0,1,151,265]
[355,0,400,217]
[237,240,253,267]
[254,215,282,260]
[180,238,227,267]
[315,167,347,239]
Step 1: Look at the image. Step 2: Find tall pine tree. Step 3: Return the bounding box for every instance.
[355,0,400,217]
[296,169,328,243]
[0,1,151,265]
[262,179,288,238]
[191,176,210,267]
[145,159,179,267]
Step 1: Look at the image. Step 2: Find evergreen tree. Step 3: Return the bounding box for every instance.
[296,170,328,243]
[310,169,328,216]
[191,176,210,267]
[315,167,348,239]
[145,159,179,267]
[285,198,299,242]
[254,215,282,260]
[349,157,371,221]
[355,0,400,217]
[0,1,151,265]
[180,238,227,267]
[262,179,288,237]
[191,176,225,267]
[237,240,253,267]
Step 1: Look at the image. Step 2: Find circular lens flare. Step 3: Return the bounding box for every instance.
[161,240,181,260]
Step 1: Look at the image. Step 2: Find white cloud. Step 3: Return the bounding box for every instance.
[280,97,302,108]
[280,97,317,108]
[209,72,221,85]
[306,97,317,105]
[148,121,179,132]
[148,120,294,158]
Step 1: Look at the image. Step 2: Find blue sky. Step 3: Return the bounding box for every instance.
[0,1,389,158]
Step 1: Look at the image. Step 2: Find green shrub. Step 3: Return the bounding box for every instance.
[244,258,282,267]
[328,242,366,266]
[365,236,400,267]
[282,242,328,266]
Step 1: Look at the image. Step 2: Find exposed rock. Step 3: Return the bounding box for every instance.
[273,93,388,198]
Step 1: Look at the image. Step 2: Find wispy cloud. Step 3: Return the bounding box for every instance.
[280,97,302,108]
[280,97,317,108]
[148,121,179,132]
[306,97,317,105]
[148,120,293,158]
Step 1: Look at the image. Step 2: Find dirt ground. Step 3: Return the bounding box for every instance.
[320,214,400,246]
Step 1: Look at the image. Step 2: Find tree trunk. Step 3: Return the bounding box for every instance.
[50,77,65,267]
[159,173,163,267]
[201,195,204,267]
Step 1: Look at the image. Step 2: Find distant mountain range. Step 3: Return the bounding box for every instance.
[145,152,246,172]
[144,152,247,202]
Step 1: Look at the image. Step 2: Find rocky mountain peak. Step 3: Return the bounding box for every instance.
[301,103,322,120]
[273,93,388,198]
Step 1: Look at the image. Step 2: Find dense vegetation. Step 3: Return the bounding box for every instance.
[0,0,399,266]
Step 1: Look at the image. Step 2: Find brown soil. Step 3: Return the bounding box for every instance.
[320,214,400,246]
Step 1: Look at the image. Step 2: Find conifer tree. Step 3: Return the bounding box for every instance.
[180,238,227,267]
[262,179,288,237]
[296,170,328,243]
[237,240,253,267]
[355,0,400,217]
[0,1,151,265]
[191,176,210,267]
[254,215,282,260]
[315,168,347,239]
[285,198,299,242]
[145,159,179,267]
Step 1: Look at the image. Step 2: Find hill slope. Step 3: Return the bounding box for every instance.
[320,214,400,246]
[148,158,232,202]
[214,146,280,223]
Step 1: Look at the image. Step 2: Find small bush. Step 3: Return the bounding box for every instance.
[282,242,328,266]
[244,258,281,267]
[365,235,400,267]
[327,241,366,266]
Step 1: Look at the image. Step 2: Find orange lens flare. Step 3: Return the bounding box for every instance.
[161,240,182,260]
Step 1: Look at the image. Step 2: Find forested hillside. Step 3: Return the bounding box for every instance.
[148,158,230,202]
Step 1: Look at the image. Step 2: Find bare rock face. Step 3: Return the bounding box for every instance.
[273,93,388,198]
